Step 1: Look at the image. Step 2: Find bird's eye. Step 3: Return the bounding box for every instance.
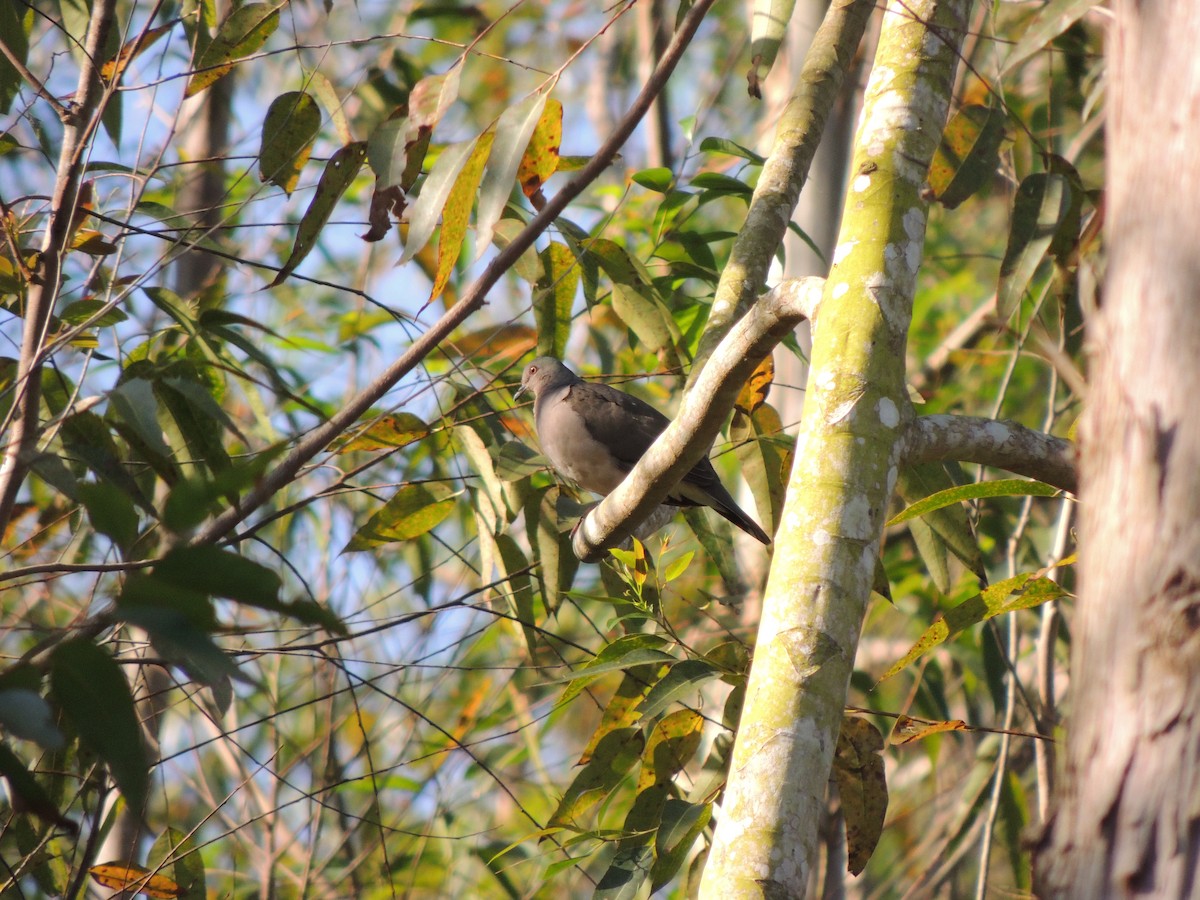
[529,365,538,375]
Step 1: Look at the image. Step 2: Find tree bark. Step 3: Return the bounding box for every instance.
[699,0,970,893]
[1035,0,1200,895]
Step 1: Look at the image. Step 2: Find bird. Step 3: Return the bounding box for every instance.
[516,356,771,544]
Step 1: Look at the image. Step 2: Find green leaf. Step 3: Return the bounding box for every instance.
[550,633,673,695]
[636,659,721,721]
[186,3,280,98]
[0,0,31,114]
[731,403,789,538]
[495,440,543,481]
[345,482,456,550]
[547,727,645,829]
[307,70,351,145]
[611,282,679,353]
[77,481,139,552]
[651,799,711,891]
[366,117,413,191]
[496,533,537,654]
[155,546,280,605]
[888,478,1060,526]
[63,410,151,514]
[108,377,173,462]
[338,412,429,452]
[584,237,644,284]
[594,840,653,899]
[578,665,669,766]
[698,136,765,164]
[534,242,579,357]
[896,464,985,585]
[162,447,281,532]
[0,742,77,833]
[155,376,232,476]
[116,601,241,710]
[147,826,207,900]
[879,573,1069,681]
[928,105,1008,209]
[1003,0,1100,75]
[691,172,753,196]
[269,142,368,287]
[997,173,1073,322]
[259,91,322,194]
[491,217,545,283]
[59,299,128,327]
[662,551,695,584]
[456,425,506,526]
[632,167,674,193]
[909,516,951,593]
[50,639,149,813]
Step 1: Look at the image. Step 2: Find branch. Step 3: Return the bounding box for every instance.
[900,414,1077,494]
[0,0,115,534]
[194,0,720,546]
[0,33,70,121]
[571,277,824,561]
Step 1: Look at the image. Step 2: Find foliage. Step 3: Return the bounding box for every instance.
[0,0,1101,895]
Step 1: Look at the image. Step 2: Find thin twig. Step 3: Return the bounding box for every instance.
[0,32,70,120]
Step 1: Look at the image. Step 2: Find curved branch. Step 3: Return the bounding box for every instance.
[900,414,1077,494]
[195,0,720,546]
[571,278,823,561]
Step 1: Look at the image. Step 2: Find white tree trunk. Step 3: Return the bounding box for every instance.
[1035,0,1200,894]
[699,0,970,893]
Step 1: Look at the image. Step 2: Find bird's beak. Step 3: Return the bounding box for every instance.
[513,383,528,401]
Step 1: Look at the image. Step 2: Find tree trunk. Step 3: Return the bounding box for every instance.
[699,0,970,893]
[1035,0,1200,894]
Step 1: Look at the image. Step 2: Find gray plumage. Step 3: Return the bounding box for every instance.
[517,357,770,544]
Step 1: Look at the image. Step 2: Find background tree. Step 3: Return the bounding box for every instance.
[1035,0,1200,894]
[0,0,1110,897]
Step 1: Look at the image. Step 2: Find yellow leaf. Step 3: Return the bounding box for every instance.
[734,354,774,414]
[518,98,562,200]
[430,131,495,302]
[89,862,181,899]
[337,413,429,453]
[638,709,703,791]
[889,714,970,745]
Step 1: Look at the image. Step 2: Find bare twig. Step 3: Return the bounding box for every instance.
[0,32,70,120]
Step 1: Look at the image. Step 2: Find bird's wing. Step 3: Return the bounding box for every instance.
[571,382,671,471]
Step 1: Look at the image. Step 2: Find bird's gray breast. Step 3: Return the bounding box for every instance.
[535,384,628,495]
